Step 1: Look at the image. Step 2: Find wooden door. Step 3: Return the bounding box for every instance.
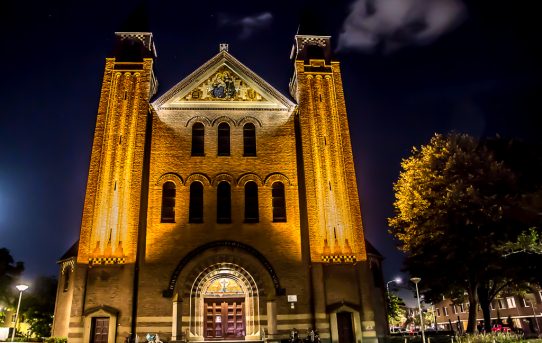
[337,312,354,343]
[92,317,109,343]
[205,298,245,339]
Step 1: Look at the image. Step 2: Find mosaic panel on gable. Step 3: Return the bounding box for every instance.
[181,66,266,102]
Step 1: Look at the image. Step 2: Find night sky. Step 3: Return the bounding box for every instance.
[1,0,541,296]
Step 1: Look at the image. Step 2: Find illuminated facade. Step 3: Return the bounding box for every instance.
[52,32,386,343]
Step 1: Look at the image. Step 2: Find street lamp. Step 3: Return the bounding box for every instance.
[386,277,402,296]
[410,277,426,343]
[386,277,402,332]
[10,284,28,342]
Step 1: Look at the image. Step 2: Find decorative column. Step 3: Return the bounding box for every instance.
[267,300,277,337]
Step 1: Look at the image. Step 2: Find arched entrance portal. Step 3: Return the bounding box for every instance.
[189,263,260,341]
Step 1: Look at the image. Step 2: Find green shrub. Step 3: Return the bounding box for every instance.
[43,337,67,343]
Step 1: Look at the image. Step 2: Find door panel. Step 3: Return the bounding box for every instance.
[337,312,354,343]
[205,298,245,339]
[92,317,109,343]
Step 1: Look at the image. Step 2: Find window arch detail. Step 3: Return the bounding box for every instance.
[185,116,211,127]
[237,173,264,187]
[212,173,236,187]
[186,173,212,187]
[237,116,262,127]
[212,116,236,127]
[264,172,291,187]
[156,172,184,186]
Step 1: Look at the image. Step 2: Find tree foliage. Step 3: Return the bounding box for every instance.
[22,276,58,338]
[387,293,406,326]
[389,133,542,333]
[0,248,24,307]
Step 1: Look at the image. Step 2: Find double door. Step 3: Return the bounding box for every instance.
[205,298,245,339]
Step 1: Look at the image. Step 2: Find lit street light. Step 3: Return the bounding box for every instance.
[410,277,426,343]
[10,284,28,342]
[386,277,402,296]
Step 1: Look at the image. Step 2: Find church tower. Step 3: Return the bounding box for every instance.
[291,33,386,341]
[52,32,157,341]
[78,32,157,265]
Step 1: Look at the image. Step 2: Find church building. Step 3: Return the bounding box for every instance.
[52,31,387,343]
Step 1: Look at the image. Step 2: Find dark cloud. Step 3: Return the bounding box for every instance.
[338,0,467,52]
[218,12,273,39]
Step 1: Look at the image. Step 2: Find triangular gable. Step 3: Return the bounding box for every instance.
[153,50,295,111]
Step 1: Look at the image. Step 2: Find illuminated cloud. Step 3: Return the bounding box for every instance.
[219,12,273,40]
[337,0,467,52]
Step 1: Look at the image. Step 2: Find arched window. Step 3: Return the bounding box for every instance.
[272,182,286,222]
[189,182,204,223]
[217,182,231,223]
[191,123,205,156]
[217,123,230,156]
[161,182,176,223]
[244,181,259,223]
[243,123,256,156]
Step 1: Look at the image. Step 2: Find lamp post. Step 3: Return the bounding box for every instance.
[386,277,402,332]
[10,284,28,342]
[410,277,426,343]
[528,299,541,336]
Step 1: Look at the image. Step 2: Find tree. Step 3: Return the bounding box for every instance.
[387,293,406,327]
[0,248,24,307]
[21,276,58,338]
[389,133,542,333]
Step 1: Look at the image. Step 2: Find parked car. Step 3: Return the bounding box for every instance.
[491,324,511,333]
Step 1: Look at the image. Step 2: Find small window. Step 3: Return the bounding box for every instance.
[459,303,465,313]
[497,298,506,309]
[490,302,495,310]
[217,182,231,223]
[161,182,176,223]
[522,298,530,307]
[453,305,457,314]
[443,307,448,316]
[217,123,230,156]
[243,123,256,156]
[189,182,204,223]
[272,182,286,222]
[539,291,542,302]
[506,297,516,309]
[191,123,205,156]
[63,268,71,292]
[436,308,441,317]
[244,181,259,223]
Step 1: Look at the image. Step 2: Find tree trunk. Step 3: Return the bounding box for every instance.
[466,283,479,333]
[478,286,492,333]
